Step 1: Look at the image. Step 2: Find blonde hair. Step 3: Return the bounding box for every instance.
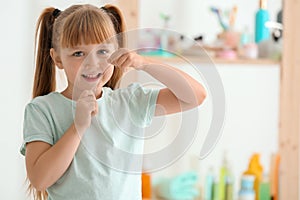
[29,4,126,199]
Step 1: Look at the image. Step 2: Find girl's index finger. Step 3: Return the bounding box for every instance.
[79,90,96,99]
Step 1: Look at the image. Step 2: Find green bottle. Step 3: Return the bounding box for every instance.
[259,174,271,200]
[219,153,229,200]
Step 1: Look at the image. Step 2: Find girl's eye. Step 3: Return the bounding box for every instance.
[72,51,84,57]
[97,49,109,55]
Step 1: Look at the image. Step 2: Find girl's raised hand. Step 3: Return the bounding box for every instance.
[107,48,147,70]
[74,90,98,135]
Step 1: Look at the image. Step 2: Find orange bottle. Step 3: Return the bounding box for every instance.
[142,173,152,199]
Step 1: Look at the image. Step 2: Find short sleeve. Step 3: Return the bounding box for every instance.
[127,83,160,127]
[20,103,54,156]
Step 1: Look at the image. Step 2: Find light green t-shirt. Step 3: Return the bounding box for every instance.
[20,83,159,200]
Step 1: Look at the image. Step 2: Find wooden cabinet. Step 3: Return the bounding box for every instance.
[278,0,300,199]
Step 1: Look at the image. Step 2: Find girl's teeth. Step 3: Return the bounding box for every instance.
[83,74,99,78]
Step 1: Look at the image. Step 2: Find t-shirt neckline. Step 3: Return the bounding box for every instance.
[53,88,106,103]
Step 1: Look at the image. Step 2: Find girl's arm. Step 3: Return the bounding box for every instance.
[109,49,207,115]
[26,124,81,191]
[26,90,98,190]
[142,61,206,115]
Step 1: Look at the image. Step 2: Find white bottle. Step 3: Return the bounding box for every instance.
[238,175,255,200]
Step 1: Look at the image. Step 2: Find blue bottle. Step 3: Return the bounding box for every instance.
[238,175,255,200]
[255,0,270,43]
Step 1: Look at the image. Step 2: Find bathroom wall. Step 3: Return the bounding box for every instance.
[0,0,31,199]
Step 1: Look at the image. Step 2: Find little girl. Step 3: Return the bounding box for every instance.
[20,4,206,200]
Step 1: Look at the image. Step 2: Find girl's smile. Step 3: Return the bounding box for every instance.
[81,72,102,82]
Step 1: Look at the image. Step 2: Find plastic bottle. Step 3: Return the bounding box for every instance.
[238,175,256,200]
[243,154,263,200]
[225,176,234,200]
[219,153,229,200]
[159,13,171,57]
[239,27,258,59]
[255,0,270,43]
[212,176,219,200]
[259,173,271,200]
[142,173,152,199]
[204,167,214,200]
[240,26,251,46]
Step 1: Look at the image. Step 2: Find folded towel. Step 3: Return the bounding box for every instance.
[155,171,199,200]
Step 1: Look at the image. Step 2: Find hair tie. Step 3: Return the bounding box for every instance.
[101,6,108,12]
[52,9,61,18]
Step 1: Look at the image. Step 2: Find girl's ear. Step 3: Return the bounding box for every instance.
[50,48,63,69]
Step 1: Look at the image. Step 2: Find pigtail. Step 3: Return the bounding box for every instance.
[33,7,57,98]
[102,4,126,47]
[27,8,57,200]
[102,5,126,89]
[27,178,48,200]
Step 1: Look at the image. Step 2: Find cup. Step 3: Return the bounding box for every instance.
[218,31,241,49]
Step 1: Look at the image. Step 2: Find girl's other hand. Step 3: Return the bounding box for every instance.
[108,48,148,70]
[74,90,98,134]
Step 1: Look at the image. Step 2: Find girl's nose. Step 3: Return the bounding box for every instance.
[83,52,110,72]
[84,53,99,68]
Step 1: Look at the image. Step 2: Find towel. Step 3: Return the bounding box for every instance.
[155,171,199,200]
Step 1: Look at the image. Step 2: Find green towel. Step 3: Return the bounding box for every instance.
[155,171,199,200]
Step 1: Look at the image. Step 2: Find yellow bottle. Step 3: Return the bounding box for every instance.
[243,154,263,200]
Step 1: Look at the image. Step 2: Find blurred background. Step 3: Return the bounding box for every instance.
[0,0,283,199]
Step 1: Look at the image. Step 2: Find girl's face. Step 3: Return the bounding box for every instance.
[58,43,116,99]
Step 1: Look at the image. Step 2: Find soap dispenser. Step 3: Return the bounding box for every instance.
[255,0,270,43]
